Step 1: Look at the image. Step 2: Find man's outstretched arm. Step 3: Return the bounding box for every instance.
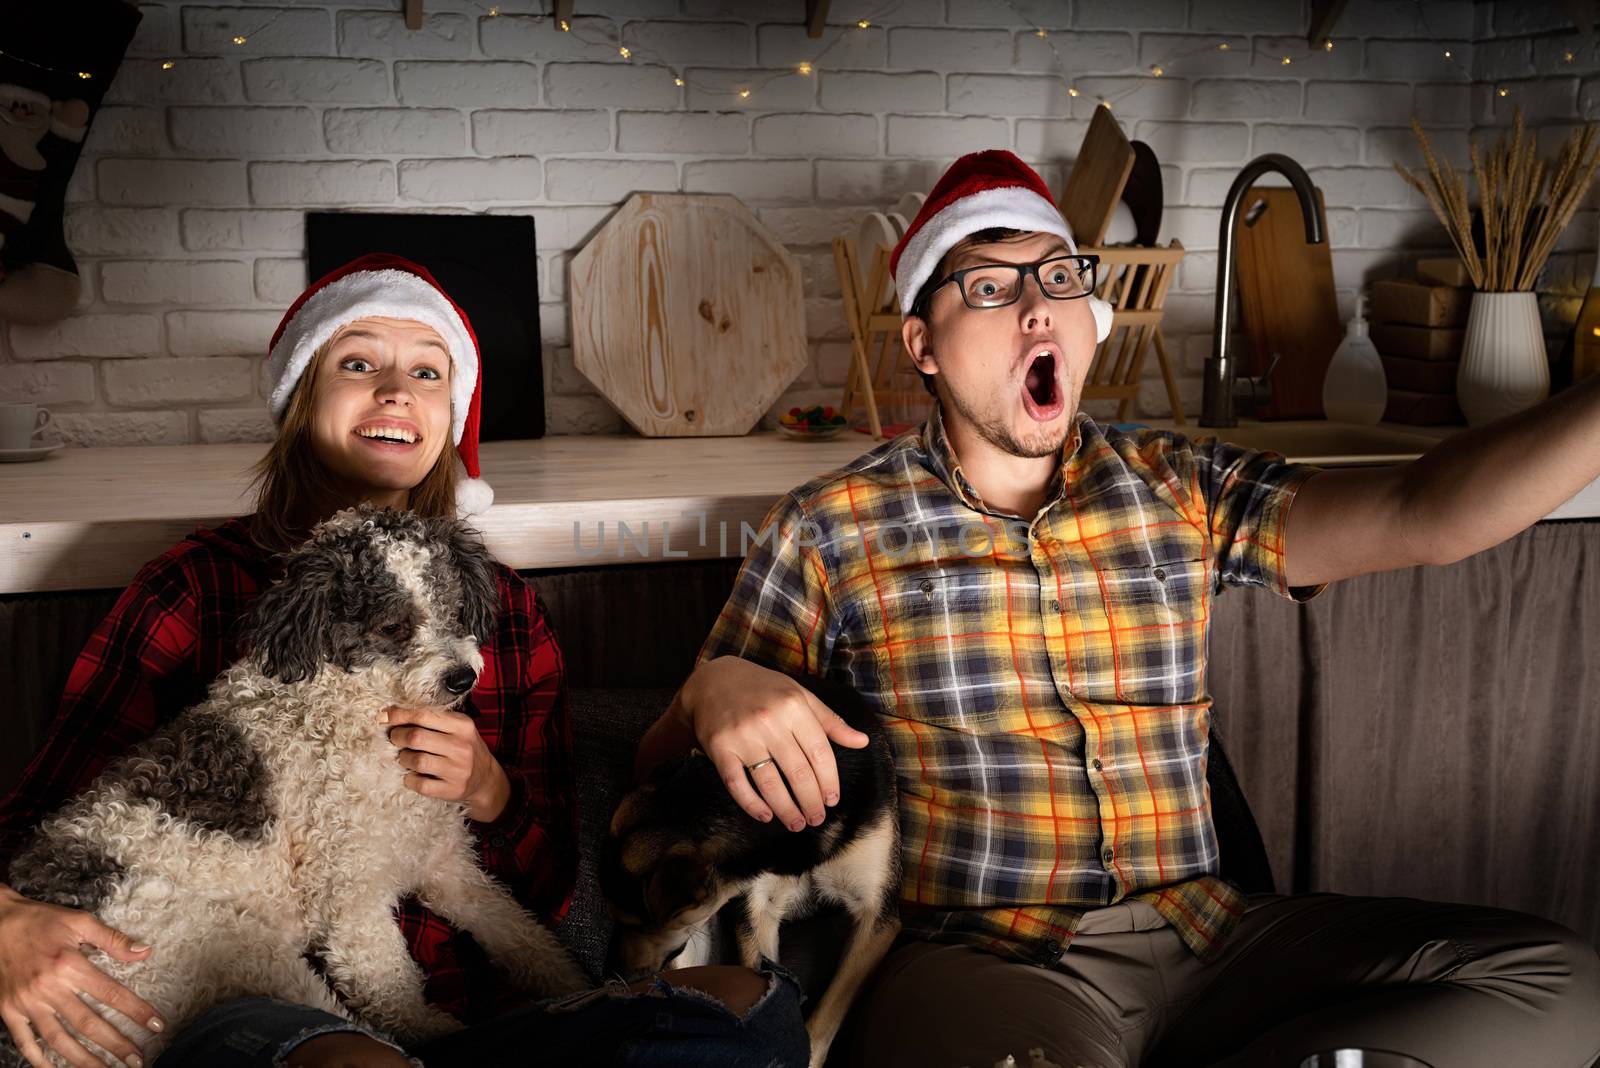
[1283,371,1600,588]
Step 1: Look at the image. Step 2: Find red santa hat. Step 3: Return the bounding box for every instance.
[266,253,492,516]
[890,149,1114,342]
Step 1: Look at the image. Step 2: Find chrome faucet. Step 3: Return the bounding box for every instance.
[1200,153,1325,427]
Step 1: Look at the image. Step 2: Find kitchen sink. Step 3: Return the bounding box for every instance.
[1140,419,1448,467]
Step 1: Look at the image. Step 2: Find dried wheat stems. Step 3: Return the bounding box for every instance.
[1395,108,1600,293]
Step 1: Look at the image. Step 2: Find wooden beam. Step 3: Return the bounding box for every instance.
[554,0,574,25]
[805,0,830,38]
[1306,0,1349,48]
[403,0,422,30]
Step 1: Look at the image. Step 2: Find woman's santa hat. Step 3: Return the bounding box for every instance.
[266,253,493,515]
[890,149,1114,342]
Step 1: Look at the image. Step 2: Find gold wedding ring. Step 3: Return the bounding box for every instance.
[745,758,775,773]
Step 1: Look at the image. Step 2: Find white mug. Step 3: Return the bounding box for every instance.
[0,403,52,450]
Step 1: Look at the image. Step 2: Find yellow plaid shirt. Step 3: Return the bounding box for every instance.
[698,405,1326,964]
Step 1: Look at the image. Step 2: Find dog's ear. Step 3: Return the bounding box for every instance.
[245,547,340,683]
[644,847,713,924]
[444,521,499,644]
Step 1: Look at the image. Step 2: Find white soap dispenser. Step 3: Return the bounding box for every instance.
[1321,293,1387,424]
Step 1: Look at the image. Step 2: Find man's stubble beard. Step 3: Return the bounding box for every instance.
[943,379,1075,460]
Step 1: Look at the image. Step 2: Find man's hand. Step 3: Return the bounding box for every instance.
[383,706,511,823]
[651,657,870,833]
[0,884,164,1068]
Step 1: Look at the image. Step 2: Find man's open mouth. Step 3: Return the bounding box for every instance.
[1025,350,1058,408]
[1020,347,1065,423]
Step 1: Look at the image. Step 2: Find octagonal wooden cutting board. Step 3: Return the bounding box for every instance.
[570,192,809,437]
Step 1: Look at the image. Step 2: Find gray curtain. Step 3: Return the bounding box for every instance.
[1211,519,1600,946]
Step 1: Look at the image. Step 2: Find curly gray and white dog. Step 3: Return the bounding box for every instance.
[2,507,588,1067]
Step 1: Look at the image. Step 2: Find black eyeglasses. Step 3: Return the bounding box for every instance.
[924,255,1100,311]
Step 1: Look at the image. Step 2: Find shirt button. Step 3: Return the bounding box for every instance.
[919,578,935,594]
[1050,599,1061,612]
[1092,758,1103,771]
[1153,567,1167,582]
[1042,939,1062,956]
[1102,847,1114,865]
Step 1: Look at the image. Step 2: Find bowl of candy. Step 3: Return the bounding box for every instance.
[777,404,849,440]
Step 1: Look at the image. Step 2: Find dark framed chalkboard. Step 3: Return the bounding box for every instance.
[307,212,544,440]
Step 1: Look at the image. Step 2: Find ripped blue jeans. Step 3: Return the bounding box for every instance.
[154,959,809,1068]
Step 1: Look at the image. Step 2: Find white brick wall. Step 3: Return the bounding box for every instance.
[12,0,1596,446]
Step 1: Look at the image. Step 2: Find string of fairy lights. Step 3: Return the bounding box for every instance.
[0,0,1581,109]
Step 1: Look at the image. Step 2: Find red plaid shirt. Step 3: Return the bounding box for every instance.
[0,516,576,1023]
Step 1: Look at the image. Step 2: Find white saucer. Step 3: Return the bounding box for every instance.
[0,441,64,462]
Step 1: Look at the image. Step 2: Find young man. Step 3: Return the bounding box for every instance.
[637,151,1600,1067]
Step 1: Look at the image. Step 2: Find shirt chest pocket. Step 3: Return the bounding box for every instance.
[883,570,988,630]
[1098,556,1207,622]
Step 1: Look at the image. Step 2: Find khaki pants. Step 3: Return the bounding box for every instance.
[838,893,1600,1068]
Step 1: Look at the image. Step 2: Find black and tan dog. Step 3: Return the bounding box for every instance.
[601,674,900,1068]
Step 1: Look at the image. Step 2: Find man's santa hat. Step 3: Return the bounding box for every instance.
[890,149,1114,342]
[266,253,492,515]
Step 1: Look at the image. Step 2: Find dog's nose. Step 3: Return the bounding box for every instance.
[442,666,477,695]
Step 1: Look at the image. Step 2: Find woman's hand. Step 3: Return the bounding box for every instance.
[0,884,164,1068]
[383,706,510,822]
[650,657,870,832]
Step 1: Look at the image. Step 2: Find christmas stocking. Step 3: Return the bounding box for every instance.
[0,0,141,325]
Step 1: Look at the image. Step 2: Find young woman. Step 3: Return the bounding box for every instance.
[0,255,806,1068]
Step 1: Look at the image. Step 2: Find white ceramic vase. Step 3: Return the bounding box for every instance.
[1456,290,1549,426]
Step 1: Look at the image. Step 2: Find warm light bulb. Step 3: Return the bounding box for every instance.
[559,19,570,31]
[674,76,684,86]
[797,61,812,75]
[232,34,247,44]
[161,60,175,70]
[488,5,498,14]
[1323,38,1333,51]
[1150,65,1163,76]
[77,71,92,79]
[857,19,870,28]
[1497,86,1509,96]
[1443,49,1452,59]
[1218,42,1229,51]
[1067,86,1079,97]
[1035,29,1046,37]
[1280,55,1292,65]
[1566,51,1576,62]
[618,46,631,58]
[1100,99,1111,109]
[739,88,751,98]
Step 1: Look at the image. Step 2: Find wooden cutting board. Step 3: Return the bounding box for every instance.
[1058,104,1136,248]
[570,193,810,437]
[1233,186,1342,420]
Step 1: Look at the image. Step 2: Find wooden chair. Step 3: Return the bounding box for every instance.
[832,234,931,440]
[1079,240,1189,425]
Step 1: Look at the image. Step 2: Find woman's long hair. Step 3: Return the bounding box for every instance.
[248,343,457,554]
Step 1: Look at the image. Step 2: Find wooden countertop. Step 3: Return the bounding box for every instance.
[0,432,882,594]
[5,417,1592,595]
